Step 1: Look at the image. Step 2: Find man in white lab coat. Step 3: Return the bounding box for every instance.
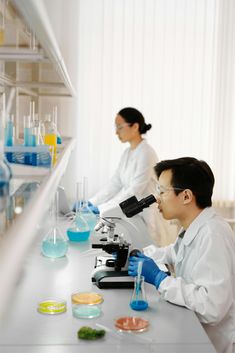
[128,157,235,353]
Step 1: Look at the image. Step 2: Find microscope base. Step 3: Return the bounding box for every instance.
[92,270,134,289]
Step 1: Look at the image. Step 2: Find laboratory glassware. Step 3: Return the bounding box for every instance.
[4,114,14,163]
[115,316,149,332]
[52,106,62,144]
[4,114,14,146]
[0,110,11,214]
[130,274,148,311]
[23,115,33,165]
[67,182,90,241]
[32,114,44,145]
[79,177,98,232]
[41,191,68,258]
[43,114,57,165]
[37,298,67,315]
[71,292,103,319]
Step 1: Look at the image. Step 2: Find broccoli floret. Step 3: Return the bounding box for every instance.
[77,326,106,340]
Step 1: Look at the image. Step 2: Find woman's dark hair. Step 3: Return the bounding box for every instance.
[155,157,215,208]
[118,107,152,134]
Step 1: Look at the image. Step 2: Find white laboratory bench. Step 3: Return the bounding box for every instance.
[0,223,217,353]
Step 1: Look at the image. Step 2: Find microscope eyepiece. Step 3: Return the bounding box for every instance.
[119,194,156,218]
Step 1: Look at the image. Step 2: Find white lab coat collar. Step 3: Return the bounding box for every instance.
[180,207,216,247]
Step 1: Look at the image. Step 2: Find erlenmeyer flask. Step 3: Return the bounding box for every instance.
[66,182,90,242]
[130,275,148,311]
[79,177,98,232]
[41,191,68,258]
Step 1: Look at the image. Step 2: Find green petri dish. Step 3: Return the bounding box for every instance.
[72,304,101,319]
[37,299,67,315]
[71,292,103,319]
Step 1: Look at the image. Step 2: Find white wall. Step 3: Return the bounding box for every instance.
[41,0,235,205]
[40,0,80,201]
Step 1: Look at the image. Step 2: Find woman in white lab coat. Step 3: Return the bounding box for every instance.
[89,107,169,245]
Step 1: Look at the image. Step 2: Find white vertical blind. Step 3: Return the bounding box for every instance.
[76,0,235,203]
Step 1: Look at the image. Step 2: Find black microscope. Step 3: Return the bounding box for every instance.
[91,194,156,288]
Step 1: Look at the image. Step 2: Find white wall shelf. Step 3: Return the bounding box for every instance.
[0,137,76,318]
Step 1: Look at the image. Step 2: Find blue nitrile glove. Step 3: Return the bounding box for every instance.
[87,201,100,215]
[72,201,100,215]
[128,253,169,289]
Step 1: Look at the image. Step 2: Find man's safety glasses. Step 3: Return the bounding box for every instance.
[156,184,185,197]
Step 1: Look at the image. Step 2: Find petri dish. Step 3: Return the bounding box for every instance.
[115,316,149,332]
[71,292,103,319]
[37,298,67,315]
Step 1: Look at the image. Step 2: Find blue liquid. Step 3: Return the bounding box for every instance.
[5,122,14,163]
[67,228,90,242]
[24,128,31,146]
[57,135,62,144]
[24,128,32,165]
[30,135,37,166]
[41,238,68,258]
[130,300,148,311]
[0,180,9,196]
[4,122,14,146]
[0,181,9,212]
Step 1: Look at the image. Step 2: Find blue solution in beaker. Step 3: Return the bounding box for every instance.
[41,238,68,258]
[130,300,148,311]
[67,228,90,242]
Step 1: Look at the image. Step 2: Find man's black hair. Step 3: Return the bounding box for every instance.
[155,157,215,208]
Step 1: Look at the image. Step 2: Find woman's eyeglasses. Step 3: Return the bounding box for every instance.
[115,123,131,131]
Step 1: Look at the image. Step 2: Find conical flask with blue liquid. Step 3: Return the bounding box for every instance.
[130,262,148,311]
[41,191,68,258]
[67,182,90,242]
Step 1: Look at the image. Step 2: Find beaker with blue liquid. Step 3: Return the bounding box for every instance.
[41,191,68,258]
[67,182,90,242]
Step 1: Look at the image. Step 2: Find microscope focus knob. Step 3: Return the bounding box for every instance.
[129,249,141,257]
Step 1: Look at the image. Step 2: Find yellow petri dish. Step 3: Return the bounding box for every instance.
[71,292,103,305]
[37,299,67,315]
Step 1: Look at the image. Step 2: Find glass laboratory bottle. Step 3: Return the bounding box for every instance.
[41,191,68,258]
[67,182,90,242]
[23,115,33,165]
[0,112,11,214]
[79,177,97,232]
[130,275,148,311]
[43,114,57,165]
[4,114,14,147]
[52,106,62,144]
[4,114,14,163]
[32,114,44,146]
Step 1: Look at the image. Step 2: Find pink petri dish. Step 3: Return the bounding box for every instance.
[115,316,149,332]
